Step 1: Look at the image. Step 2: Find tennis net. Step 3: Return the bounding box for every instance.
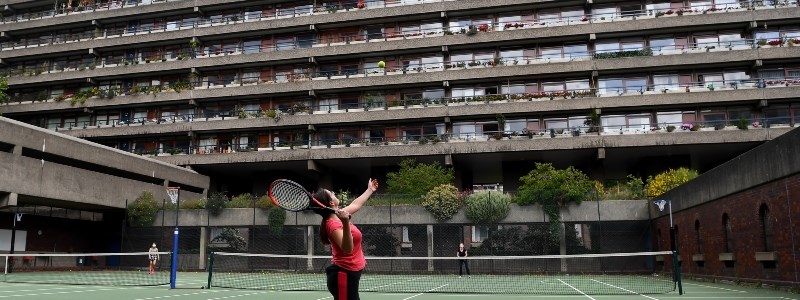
[2,252,171,286]
[208,251,677,295]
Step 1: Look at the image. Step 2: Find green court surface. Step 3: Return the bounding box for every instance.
[1,273,797,300]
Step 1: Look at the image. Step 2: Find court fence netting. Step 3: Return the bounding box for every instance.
[2,252,171,286]
[207,251,679,295]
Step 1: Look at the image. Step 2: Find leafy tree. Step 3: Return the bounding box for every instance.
[386,159,455,200]
[0,77,8,104]
[127,191,159,226]
[206,192,227,216]
[362,227,400,256]
[516,163,595,252]
[646,167,699,198]
[465,191,511,224]
[268,208,286,234]
[421,184,463,222]
[209,228,247,252]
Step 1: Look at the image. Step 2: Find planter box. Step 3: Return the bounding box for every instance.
[718,253,735,261]
[755,252,777,261]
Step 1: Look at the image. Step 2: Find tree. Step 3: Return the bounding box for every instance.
[516,163,595,253]
[386,159,455,200]
[209,228,247,252]
[127,191,159,227]
[0,77,9,104]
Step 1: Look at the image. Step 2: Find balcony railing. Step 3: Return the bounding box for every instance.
[1,1,796,51]
[0,0,187,24]
[111,116,798,157]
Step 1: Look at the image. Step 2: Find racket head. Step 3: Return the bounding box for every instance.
[269,179,315,212]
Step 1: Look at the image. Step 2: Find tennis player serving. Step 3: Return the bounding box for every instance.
[310,178,378,300]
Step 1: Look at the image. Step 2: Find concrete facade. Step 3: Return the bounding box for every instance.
[0,116,209,208]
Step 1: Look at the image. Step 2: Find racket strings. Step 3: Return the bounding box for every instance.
[271,181,313,211]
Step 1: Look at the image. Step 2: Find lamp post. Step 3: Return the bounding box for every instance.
[654,199,682,295]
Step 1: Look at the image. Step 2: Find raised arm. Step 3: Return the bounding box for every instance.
[342,178,378,215]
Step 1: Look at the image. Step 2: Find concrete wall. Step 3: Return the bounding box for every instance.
[153,200,650,227]
[0,116,209,208]
[650,127,800,286]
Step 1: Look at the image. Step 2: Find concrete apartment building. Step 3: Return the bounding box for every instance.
[1,0,799,194]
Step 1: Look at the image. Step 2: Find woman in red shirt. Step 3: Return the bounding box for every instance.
[311,178,378,300]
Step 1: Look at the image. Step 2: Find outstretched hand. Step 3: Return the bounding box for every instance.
[368,178,379,192]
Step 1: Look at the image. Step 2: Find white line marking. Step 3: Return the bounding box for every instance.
[0,287,75,293]
[204,291,269,300]
[592,279,660,300]
[313,296,333,300]
[134,291,222,300]
[403,284,449,300]
[682,282,748,293]
[557,279,596,300]
[364,276,430,291]
[0,287,117,298]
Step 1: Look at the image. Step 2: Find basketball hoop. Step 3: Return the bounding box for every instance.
[653,199,668,212]
[167,187,180,204]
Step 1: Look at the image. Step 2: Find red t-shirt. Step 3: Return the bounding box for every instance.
[325,218,366,271]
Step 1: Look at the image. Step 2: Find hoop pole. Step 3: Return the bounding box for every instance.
[169,188,180,289]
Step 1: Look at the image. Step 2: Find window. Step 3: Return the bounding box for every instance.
[694,220,702,253]
[759,204,774,252]
[723,214,734,252]
[472,226,490,243]
[402,226,411,243]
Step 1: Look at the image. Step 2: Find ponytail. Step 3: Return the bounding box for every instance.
[311,188,333,244]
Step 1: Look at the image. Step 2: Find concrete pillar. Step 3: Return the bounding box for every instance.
[199,226,207,270]
[307,225,314,270]
[12,145,22,155]
[0,193,18,209]
[427,224,434,271]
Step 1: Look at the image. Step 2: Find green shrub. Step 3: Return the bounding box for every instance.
[268,208,286,233]
[180,198,206,209]
[256,195,273,209]
[127,191,160,226]
[465,191,511,224]
[421,184,463,222]
[206,192,227,216]
[227,193,255,208]
[516,163,595,206]
[599,175,646,200]
[646,167,699,198]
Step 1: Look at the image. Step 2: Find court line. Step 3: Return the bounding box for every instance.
[364,276,430,291]
[205,291,269,300]
[403,284,449,300]
[134,290,224,300]
[0,287,117,298]
[313,296,332,300]
[557,279,595,300]
[681,282,748,293]
[0,286,75,293]
[591,279,659,300]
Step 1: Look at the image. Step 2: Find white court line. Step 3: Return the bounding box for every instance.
[0,287,117,298]
[313,296,333,300]
[0,286,75,293]
[364,276,430,291]
[134,290,224,300]
[204,291,269,300]
[557,279,596,300]
[403,284,449,300]
[592,279,659,300]
[682,282,748,293]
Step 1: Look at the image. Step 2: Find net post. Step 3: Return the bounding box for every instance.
[206,252,214,289]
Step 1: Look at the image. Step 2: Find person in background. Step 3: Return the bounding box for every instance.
[457,242,471,278]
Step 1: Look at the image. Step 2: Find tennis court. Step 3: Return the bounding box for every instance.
[0,273,797,300]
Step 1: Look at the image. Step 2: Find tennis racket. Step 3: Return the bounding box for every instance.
[268,179,333,212]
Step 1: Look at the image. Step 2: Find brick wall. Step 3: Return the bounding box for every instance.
[653,173,800,286]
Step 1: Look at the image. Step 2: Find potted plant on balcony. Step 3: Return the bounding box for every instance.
[356,1,366,9]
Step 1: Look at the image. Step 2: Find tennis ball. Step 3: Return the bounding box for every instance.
[377,61,386,68]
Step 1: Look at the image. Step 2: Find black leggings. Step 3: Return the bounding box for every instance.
[326,264,362,300]
[459,259,471,275]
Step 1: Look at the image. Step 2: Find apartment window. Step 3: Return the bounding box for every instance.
[651,37,676,52]
[564,44,589,59]
[645,2,671,12]
[595,41,620,53]
[601,115,626,132]
[501,83,526,94]
[760,204,774,252]
[499,49,524,61]
[544,118,569,133]
[541,47,563,59]
[723,214,734,252]
[764,106,792,125]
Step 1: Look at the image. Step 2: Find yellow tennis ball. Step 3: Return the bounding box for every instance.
[377,61,386,68]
